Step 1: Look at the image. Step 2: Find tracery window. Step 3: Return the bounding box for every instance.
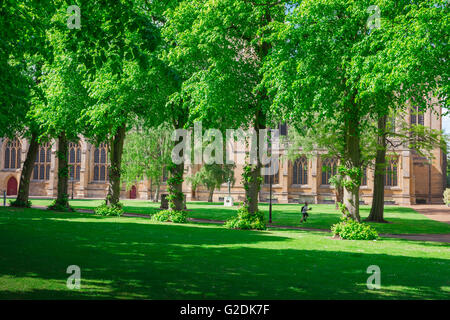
[4,139,21,169]
[68,142,81,181]
[410,106,424,125]
[361,167,368,186]
[93,143,108,181]
[292,157,308,185]
[264,162,279,185]
[33,143,51,180]
[385,158,398,187]
[321,158,338,185]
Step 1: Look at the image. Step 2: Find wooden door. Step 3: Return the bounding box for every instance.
[7,177,18,196]
[129,185,137,199]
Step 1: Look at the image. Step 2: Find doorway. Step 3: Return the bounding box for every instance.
[129,185,137,199]
[6,177,18,196]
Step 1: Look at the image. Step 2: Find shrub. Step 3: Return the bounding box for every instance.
[9,199,32,208]
[443,188,450,206]
[48,197,75,212]
[331,217,378,240]
[48,202,75,212]
[151,210,170,222]
[151,210,187,223]
[224,204,266,230]
[94,203,123,217]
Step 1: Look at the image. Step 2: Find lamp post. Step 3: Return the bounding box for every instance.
[269,176,272,224]
[267,133,274,224]
[70,166,74,200]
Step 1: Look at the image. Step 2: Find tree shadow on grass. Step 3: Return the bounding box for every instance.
[0,208,448,300]
[0,244,448,300]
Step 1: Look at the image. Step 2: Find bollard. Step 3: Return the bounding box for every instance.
[3,190,6,206]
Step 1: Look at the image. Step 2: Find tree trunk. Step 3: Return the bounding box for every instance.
[244,164,262,214]
[154,183,160,202]
[366,114,388,222]
[149,180,153,202]
[243,111,266,214]
[53,131,70,209]
[168,162,184,211]
[343,110,361,222]
[106,124,126,207]
[208,188,214,202]
[167,109,188,211]
[343,182,360,222]
[12,132,40,207]
[335,186,343,210]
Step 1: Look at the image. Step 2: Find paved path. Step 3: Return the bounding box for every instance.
[11,205,450,243]
[407,204,450,224]
[378,233,450,242]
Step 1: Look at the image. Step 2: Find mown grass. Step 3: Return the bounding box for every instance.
[0,207,449,299]
[27,198,450,235]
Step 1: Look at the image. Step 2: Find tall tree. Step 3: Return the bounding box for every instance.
[284,116,377,209]
[263,0,448,221]
[1,1,55,207]
[11,59,45,208]
[59,0,175,209]
[368,114,389,222]
[189,164,236,202]
[162,0,286,214]
[33,28,91,210]
[367,111,446,222]
[122,124,173,202]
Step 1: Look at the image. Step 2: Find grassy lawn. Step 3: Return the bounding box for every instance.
[0,206,449,299]
[28,198,450,235]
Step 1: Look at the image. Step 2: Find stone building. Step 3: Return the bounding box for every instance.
[0,106,446,205]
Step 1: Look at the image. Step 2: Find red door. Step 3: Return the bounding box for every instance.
[7,177,18,196]
[129,185,137,199]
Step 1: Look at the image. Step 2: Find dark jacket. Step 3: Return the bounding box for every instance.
[301,205,309,216]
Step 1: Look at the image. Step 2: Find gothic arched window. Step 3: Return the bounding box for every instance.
[410,106,424,125]
[361,167,368,186]
[33,142,51,180]
[4,139,21,169]
[93,143,108,181]
[385,158,398,187]
[68,142,81,181]
[292,157,308,185]
[321,158,338,185]
[263,162,279,185]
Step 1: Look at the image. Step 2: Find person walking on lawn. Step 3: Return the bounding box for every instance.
[300,201,312,223]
